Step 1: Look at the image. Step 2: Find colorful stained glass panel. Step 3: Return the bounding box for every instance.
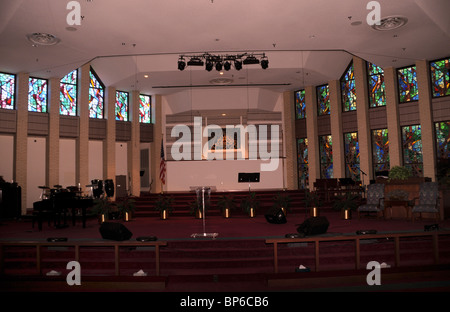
[372,129,390,175]
[402,125,423,177]
[28,77,47,112]
[341,62,356,111]
[319,135,333,178]
[115,91,129,121]
[435,121,450,161]
[60,69,77,116]
[89,69,104,119]
[139,94,151,123]
[317,85,330,115]
[344,132,360,181]
[398,66,419,103]
[367,62,386,107]
[0,72,15,110]
[430,57,450,98]
[295,89,306,119]
[297,138,308,189]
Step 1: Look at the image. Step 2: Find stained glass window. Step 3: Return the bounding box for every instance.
[0,72,15,110]
[401,125,423,177]
[60,69,78,116]
[28,77,48,113]
[435,121,450,161]
[372,129,390,176]
[367,62,386,107]
[139,94,152,123]
[397,66,419,103]
[430,57,450,98]
[344,132,360,181]
[297,138,308,189]
[89,68,104,119]
[341,62,356,111]
[295,89,306,119]
[319,135,333,178]
[115,91,129,121]
[317,85,330,116]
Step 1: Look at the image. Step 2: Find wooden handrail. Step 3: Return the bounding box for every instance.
[0,240,167,276]
[266,231,450,273]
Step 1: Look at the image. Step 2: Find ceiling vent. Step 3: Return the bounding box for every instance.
[371,16,408,31]
[27,33,61,46]
[210,77,234,85]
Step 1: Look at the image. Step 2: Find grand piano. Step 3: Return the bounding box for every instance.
[33,188,93,231]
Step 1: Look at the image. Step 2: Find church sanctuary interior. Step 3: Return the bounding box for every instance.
[1,0,450,298]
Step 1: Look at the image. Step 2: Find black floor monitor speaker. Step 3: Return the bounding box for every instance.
[265,208,287,224]
[99,222,133,241]
[297,216,329,236]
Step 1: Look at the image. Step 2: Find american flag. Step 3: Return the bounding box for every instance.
[159,139,166,185]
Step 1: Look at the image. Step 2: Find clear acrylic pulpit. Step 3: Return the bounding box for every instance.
[191,186,218,239]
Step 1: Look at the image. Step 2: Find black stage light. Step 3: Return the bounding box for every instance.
[187,57,204,66]
[177,58,186,71]
[224,61,231,71]
[234,60,242,70]
[243,56,259,65]
[215,61,223,71]
[261,58,269,69]
[205,60,213,71]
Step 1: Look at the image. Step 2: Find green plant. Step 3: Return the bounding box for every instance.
[386,189,409,200]
[217,195,236,212]
[437,160,450,188]
[303,190,322,208]
[241,192,260,214]
[92,197,116,220]
[189,198,204,215]
[116,196,136,218]
[388,166,412,181]
[154,195,174,213]
[273,192,291,212]
[332,193,360,211]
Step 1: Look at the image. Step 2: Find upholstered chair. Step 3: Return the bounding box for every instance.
[357,183,385,219]
[411,182,440,222]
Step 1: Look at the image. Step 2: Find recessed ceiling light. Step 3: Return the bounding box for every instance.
[372,16,408,31]
[27,33,60,46]
[144,74,149,78]
[221,113,227,116]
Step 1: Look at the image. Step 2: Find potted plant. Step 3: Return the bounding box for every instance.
[92,197,116,223]
[304,190,322,217]
[189,198,204,219]
[332,192,361,220]
[117,196,136,221]
[241,192,260,218]
[388,166,412,182]
[273,192,291,216]
[154,194,174,220]
[217,194,236,218]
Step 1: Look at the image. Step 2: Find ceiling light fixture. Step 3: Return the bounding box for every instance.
[177,52,268,71]
[27,33,60,46]
[372,16,408,31]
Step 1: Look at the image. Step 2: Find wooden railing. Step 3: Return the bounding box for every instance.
[266,231,450,273]
[0,240,167,276]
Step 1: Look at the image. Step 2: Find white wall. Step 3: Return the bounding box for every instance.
[166,159,283,192]
[59,138,76,188]
[0,134,14,182]
[89,140,103,182]
[27,137,46,208]
[115,142,128,189]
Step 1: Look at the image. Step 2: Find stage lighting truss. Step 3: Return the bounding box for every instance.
[177,52,268,71]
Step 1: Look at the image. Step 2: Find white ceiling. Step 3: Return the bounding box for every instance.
[1,0,449,96]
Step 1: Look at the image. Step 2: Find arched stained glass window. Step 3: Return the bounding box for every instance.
[430,57,450,98]
[319,135,333,178]
[115,90,129,121]
[367,62,386,107]
[60,69,78,116]
[317,84,330,116]
[397,66,419,103]
[89,68,104,119]
[341,62,356,111]
[0,72,15,110]
[344,132,360,181]
[295,89,306,119]
[139,94,151,123]
[28,77,48,112]
[297,138,308,189]
[401,125,423,177]
[372,129,389,176]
